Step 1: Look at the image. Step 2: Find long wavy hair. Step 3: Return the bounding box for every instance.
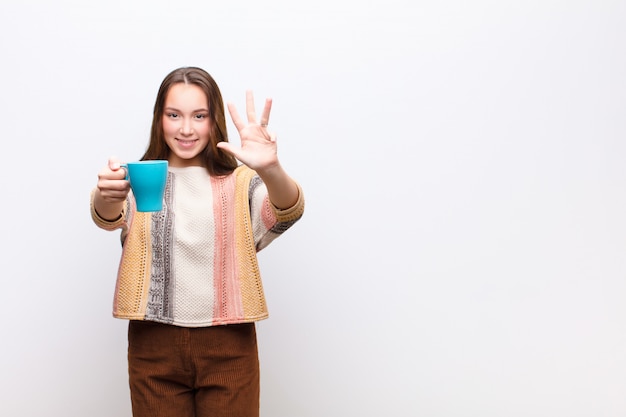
[141,67,238,176]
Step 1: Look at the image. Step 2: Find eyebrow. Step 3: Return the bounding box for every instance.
[164,107,209,113]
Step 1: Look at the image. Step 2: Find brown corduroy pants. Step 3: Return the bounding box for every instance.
[127,320,260,417]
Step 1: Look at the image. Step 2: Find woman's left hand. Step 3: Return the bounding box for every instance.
[217,90,278,171]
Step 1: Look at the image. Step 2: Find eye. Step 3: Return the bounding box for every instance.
[194,114,207,120]
[166,113,179,119]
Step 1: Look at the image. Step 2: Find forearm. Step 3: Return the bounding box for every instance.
[93,190,125,221]
[256,163,300,210]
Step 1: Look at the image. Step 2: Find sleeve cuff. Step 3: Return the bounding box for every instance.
[90,188,127,231]
[271,181,305,223]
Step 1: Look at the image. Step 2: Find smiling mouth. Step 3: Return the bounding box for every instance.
[177,138,198,145]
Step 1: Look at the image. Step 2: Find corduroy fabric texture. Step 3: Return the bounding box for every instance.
[127,320,260,417]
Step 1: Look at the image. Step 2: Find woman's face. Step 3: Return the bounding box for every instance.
[162,82,211,167]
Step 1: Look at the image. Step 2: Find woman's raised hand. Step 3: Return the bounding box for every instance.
[217,90,279,171]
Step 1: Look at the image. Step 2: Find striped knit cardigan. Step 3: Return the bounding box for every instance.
[90,165,304,327]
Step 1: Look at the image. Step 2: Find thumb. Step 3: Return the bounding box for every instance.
[108,156,124,171]
[217,142,239,159]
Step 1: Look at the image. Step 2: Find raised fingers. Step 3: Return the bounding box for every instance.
[259,97,272,127]
[245,90,272,127]
[228,91,274,132]
[245,90,257,124]
[227,102,245,132]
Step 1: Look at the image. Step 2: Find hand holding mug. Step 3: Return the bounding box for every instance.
[97,157,131,204]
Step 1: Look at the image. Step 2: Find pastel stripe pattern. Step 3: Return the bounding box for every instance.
[90,165,304,328]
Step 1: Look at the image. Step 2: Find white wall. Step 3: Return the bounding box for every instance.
[1,1,625,416]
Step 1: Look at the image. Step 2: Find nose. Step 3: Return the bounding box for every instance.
[180,119,194,135]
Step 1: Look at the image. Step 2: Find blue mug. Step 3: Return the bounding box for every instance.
[121,160,168,212]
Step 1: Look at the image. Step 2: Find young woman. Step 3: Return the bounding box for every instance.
[91,67,304,417]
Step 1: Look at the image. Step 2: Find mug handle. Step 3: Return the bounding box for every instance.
[119,163,129,180]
